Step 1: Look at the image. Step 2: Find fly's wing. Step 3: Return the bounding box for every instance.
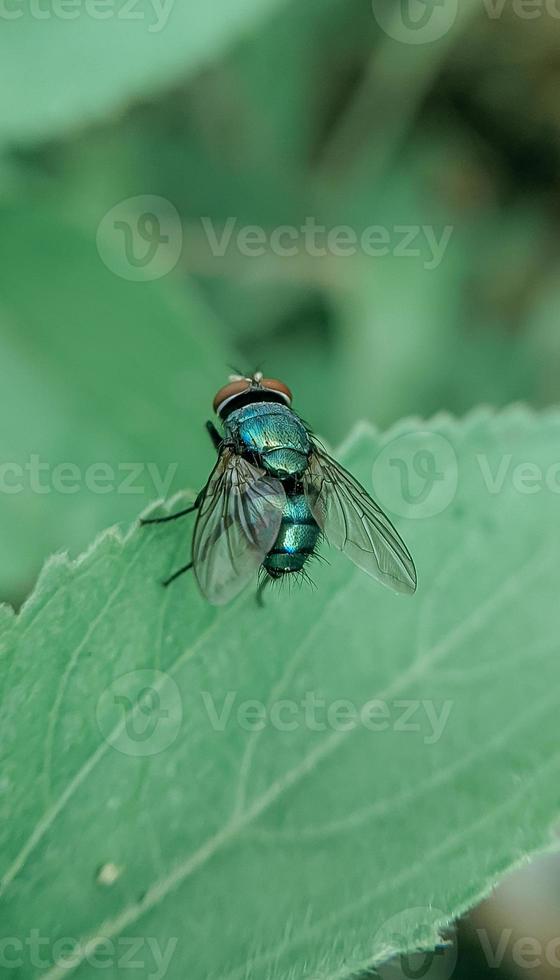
[193,449,286,605]
[304,445,417,595]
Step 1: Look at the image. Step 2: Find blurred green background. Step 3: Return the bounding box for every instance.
[2,4,560,974]
[2,0,560,607]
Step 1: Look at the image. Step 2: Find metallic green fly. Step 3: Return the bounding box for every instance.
[142,373,417,605]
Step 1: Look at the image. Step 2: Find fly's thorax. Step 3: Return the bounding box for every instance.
[264,491,320,577]
[225,401,311,478]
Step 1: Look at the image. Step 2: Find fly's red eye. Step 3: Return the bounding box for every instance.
[212,380,250,414]
[261,378,293,404]
[213,375,294,415]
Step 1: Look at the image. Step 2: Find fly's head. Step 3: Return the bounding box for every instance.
[213,372,293,419]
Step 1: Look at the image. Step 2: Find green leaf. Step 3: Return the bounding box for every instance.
[0,0,290,148]
[2,409,560,979]
[0,204,231,599]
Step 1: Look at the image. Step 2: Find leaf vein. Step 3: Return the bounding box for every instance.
[37,544,553,980]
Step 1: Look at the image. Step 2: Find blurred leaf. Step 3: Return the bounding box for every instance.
[0,0,291,148]
[2,410,560,979]
[0,204,231,599]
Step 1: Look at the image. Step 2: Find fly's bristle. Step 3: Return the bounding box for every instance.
[257,549,321,600]
[312,548,329,567]
[227,363,266,385]
[226,362,246,377]
[299,567,318,591]
[256,573,271,607]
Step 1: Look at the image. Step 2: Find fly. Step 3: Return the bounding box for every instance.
[141,373,417,605]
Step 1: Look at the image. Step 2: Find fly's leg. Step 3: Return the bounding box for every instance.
[206,421,222,453]
[163,561,194,587]
[142,488,204,587]
[140,489,204,526]
[141,505,196,526]
[256,574,271,608]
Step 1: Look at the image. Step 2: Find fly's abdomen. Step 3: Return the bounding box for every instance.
[263,492,320,577]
